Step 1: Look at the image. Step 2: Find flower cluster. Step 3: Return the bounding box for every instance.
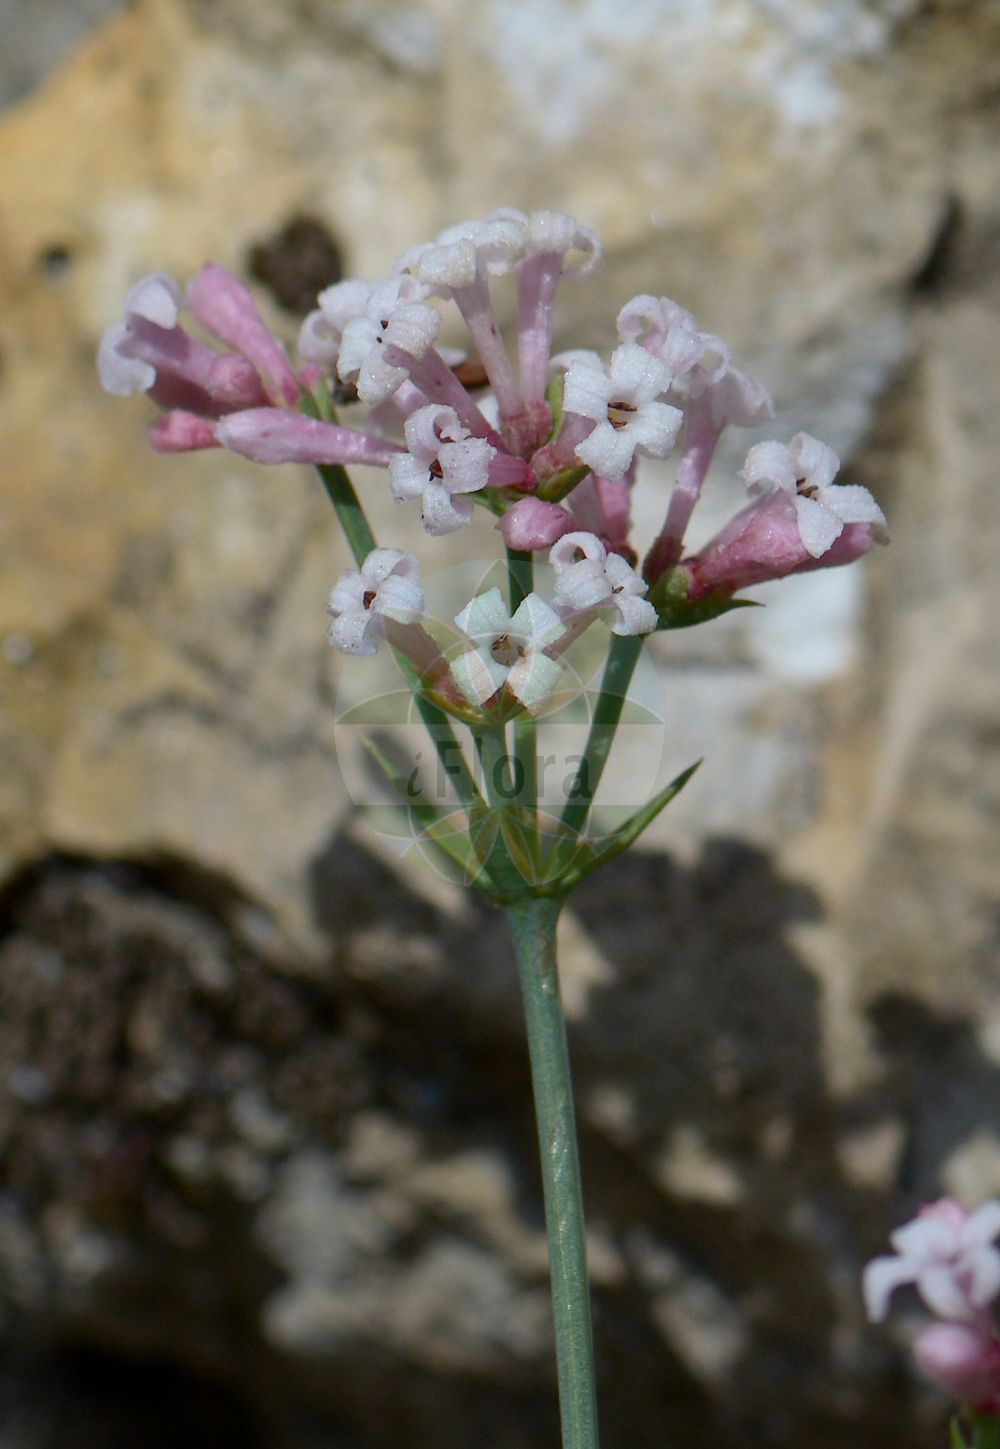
[99,207,887,718]
[864,1199,1000,1413]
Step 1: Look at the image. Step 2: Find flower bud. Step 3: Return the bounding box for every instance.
[499,499,575,551]
[914,1324,1000,1412]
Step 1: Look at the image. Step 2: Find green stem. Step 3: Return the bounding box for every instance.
[559,634,643,838]
[505,895,599,1449]
[970,1413,1000,1449]
[513,715,539,817]
[472,723,509,809]
[315,462,376,567]
[412,692,481,816]
[467,725,529,894]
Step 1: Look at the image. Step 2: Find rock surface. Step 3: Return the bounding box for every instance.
[1,0,1000,1444]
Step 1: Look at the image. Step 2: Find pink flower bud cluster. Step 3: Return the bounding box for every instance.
[98,207,888,697]
[864,1199,1000,1414]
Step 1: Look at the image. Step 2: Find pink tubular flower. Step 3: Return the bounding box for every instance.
[619,294,773,576]
[865,1200,1000,1415]
[388,404,495,535]
[395,208,601,455]
[214,409,402,468]
[187,264,300,406]
[508,208,601,410]
[97,271,270,416]
[741,432,887,558]
[326,274,499,446]
[568,470,635,558]
[394,215,524,420]
[679,488,880,600]
[675,431,886,598]
[394,213,524,420]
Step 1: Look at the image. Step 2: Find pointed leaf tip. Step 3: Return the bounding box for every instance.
[562,758,702,890]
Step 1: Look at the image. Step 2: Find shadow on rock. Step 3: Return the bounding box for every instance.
[0,845,984,1449]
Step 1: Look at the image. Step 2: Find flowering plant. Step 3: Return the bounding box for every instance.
[101,207,887,1449]
[865,1201,1000,1447]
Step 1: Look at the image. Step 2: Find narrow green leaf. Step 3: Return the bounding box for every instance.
[468,797,500,872]
[657,595,761,630]
[361,735,431,813]
[361,736,481,879]
[559,633,644,838]
[409,690,483,812]
[562,760,701,890]
[970,1412,1000,1449]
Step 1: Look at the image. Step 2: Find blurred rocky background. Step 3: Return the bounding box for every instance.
[1,0,999,1444]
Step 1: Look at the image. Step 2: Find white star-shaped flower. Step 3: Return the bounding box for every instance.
[395,215,527,292]
[740,432,887,558]
[337,277,441,406]
[388,405,495,536]
[297,278,373,368]
[487,208,602,276]
[563,342,683,482]
[549,532,657,636]
[451,588,565,711]
[617,294,773,430]
[864,1199,1000,1324]
[617,295,708,377]
[327,548,424,656]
